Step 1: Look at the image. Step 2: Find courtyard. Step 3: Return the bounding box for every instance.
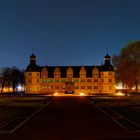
[0,95,140,139]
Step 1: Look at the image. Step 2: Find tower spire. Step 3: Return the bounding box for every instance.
[32,48,34,54]
[107,48,109,54]
[30,49,36,65]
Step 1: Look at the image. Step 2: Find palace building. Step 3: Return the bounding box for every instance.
[25,53,115,95]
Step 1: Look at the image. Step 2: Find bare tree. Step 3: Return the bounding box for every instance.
[0,67,11,93]
[9,67,21,93]
[112,41,140,92]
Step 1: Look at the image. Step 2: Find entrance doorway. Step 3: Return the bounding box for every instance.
[65,82,74,94]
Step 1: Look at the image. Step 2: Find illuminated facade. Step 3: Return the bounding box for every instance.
[25,53,115,95]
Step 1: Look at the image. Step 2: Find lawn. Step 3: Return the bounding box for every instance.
[0,96,53,134]
[90,96,140,131]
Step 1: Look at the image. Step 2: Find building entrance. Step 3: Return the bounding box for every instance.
[65,82,74,94]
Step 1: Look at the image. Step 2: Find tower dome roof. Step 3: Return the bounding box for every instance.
[104,54,111,59]
[30,53,36,58]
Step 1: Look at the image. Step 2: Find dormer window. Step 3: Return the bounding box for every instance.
[54,67,61,78]
[41,67,48,77]
[79,66,86,78]
[67,67,73,78]
[92,67,99,78]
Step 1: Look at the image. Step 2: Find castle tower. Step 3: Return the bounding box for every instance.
[104,54,111,65]
[30,53,36,65]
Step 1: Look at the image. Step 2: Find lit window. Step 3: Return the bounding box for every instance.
[48,79,53,83]
[61,79,66,83]
[109,72,112,76]
[42,79,47,83]
[94,86,98,89]
[94,79,98,82]
[55,79,60,83]
[37,79,39,83]
[74,86,79,89]
[87,79,92,82]
[28,73,32,76]
[87,86,92,89]
[28,79,32,83]
[81,79,85,83]
[74,79,79,82]
[81,86,85,89]
[55,86,60,90]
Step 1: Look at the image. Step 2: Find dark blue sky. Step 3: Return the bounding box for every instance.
[0,0,140,69]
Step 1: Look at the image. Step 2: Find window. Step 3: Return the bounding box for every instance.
[109,72,112,76]
[28,73,32,76]
[41,68,48,77]
[37,79,39,83]
[79,66,86,78]
[87,86,92,89]
[28,79,32,83]
[109,79,112,82]
[94,86,98,89]
[42,72,47,77]
[92,67,99,77]
[81,86,85,89]
[55,86,60,90]
[68,79,72,82]
[67,67,73,78]
[81,79,85,83]
[54,67,61,78]
[42,79,47,83]
[42,85,47,90]
[94,79,98,82]
[87,79,92,82]
[74,86,79,89]
[74,79,79,82]
[37,73,39,76]
[62,85,66,89]
[48,79,53,83]
[80,73,86,78]
[61,79,66,83]
[49,86,53,89]
[93,73,99,77]
[55,79,60,83]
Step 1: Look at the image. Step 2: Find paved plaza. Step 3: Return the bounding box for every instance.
[0,96,140,140]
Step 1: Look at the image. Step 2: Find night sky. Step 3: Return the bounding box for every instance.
[0,0,140,69]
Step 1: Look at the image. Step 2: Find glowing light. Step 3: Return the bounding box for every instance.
[115,91,125,96]
[79,92,86,96]
[115,83,123,89]
[53,92,58,96]
[17,85,22,91]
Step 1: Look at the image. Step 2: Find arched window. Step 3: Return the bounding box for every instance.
[41,67,48,78]
[67,67,73,78]
[92,67,99,78]
[54,67,61,78]
[79,66,86,78]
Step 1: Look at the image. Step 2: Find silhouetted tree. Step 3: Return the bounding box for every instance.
[0,67,11,93]
[19,69,25,90]
[9,67,21,93]
[112,41,140,92]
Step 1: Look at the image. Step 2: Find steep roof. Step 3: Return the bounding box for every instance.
[25,65,114,78]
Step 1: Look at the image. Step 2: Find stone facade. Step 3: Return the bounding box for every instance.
[25,53,115,95]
